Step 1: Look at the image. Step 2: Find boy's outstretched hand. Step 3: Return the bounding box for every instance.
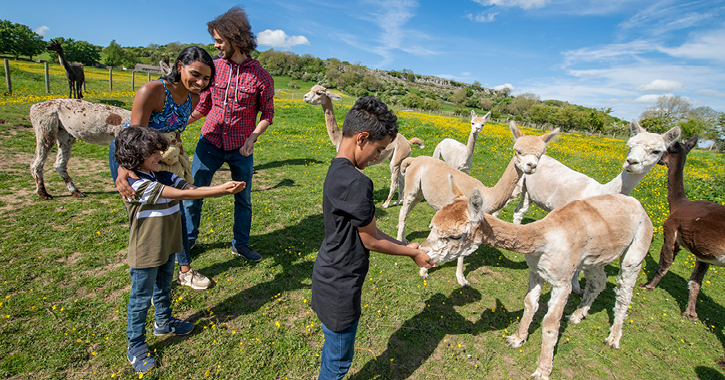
[217,181,246,194]
[407,242,435,268]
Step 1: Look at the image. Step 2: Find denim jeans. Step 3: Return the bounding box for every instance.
[126,254,175,348]
[318,320,359,380]
[109,141,191,267]
[184,135,253,249]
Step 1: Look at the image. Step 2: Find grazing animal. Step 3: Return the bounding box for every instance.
[30,99,130,199]
[513,120,680,294]
[433,110,490,173]
[640,136,725,321]
[46,40,85,99]
[159,56,172,76]
[399,122,558,286]
[421,183,652,380]
[303,85,425,208]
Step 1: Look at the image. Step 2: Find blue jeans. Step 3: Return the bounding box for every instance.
[126,254,175,348]
[318,320,359,380]
[184,135,253,249]
[110,141,191,267]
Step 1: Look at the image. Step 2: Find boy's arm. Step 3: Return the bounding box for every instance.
[160,181,246,200]
[357,217,434,268]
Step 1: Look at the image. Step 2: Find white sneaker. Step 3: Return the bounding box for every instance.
[177,268,211,290]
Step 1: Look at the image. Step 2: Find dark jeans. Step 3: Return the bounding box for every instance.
[318,320,359,380]
[126,254,175,348]
[184,135,254,249]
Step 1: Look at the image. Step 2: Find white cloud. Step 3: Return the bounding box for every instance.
[472,0,547,10]
[635,79,683,93]
[465,11,498,22]
[562,40,654,67]
[34,26,49,35]
[257,30,310,48]
[659,28,725,62]
[696,89,725,98]
[494,83,515,91]
[634,93,673,104]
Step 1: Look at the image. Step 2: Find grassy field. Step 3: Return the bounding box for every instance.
[2,61,725,380]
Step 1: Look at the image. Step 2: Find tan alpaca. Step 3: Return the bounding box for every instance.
[303,85,425,208]
[29,99,131,199]
[433,110,490,173]
[514,120,680,294]
[421,182,653,380]
[398,122,559,286]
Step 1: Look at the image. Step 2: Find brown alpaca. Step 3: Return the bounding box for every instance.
[29,99,130,199]
[303,85,425,208]
[639,136,725,321]
[421,182,652,380]
[46,40,85,99]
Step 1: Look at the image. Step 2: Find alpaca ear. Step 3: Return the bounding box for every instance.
[449,174,465,199]
[540,128,560,144]
[630,119,646,136]
[471,110,476,118]
[483,111,491,121]
[684,136,698,151]
[468,188,485,223]
[662,126,682,148]
[327,90,342,101]
[509,121,524,140]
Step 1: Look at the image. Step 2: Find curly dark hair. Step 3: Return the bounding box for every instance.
[114,126,169,171]
[161,46,216,89]
[342,96,399,141]
[208,6,257,56]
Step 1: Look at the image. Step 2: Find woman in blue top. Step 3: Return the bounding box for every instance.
[111,46,215,290]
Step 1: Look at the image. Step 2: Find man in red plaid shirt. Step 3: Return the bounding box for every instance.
[185,6,274,262]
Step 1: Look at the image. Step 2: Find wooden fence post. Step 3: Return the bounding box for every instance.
[44,62,50,93]
[109,67,113,92]
[132,71,135,91]
[3,59,11,94]
[147,72,150,82]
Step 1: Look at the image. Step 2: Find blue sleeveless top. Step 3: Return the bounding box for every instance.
[125,79,193,133]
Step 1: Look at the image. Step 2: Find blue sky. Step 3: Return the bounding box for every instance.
[3,0,724,121]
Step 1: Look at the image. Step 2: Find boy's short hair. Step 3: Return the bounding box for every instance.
[114,126,169,171]
[342,96,398,141]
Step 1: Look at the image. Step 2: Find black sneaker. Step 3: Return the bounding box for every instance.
[232,245,262,262]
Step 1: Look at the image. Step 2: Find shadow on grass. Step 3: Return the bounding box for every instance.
[347,288,524,380]
[98,99,127,107]
[256,158,325,171]
[696,365,725,380]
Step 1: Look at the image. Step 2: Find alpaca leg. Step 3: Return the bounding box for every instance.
[507,270,544,348]
[683,260,710,321]
[571,269,584,295]
[382,162,401,208]
[31,134,55,200]
[532,283,572,380]
[455,256,470,287]
[67,79,74,99]
[640,221,679,290]
[396,177,423,243]
[54,129,84,198]
[605,241,648,349]
[568,266,606,324]
[512,181,531,224]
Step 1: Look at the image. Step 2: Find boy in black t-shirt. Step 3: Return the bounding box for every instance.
[311,96,434,379]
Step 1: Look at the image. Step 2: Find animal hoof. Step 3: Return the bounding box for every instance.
[639,283,655,290]
[530,369,549,380]
[603,337,620,349]
[682,312,699,322]
[567,313,584,325]
[381,202,389,209]
[457,278,471,287]
[37,192,53,200]
[505,335,525,348]
[71,191,86,198]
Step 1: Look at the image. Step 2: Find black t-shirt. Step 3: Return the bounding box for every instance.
[311,158,376,332]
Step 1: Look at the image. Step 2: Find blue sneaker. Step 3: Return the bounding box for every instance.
[153,317,194,336]
[232,245,262,262]
[127,342,155,374]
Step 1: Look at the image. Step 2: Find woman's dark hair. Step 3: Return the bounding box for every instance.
[208,6,257,55]
[162,46,215,89]
[342,96,399,141]
[114,126,169,171]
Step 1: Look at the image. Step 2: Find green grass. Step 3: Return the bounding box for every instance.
[2,62,725,379]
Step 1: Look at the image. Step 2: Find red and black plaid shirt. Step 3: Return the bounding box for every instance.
[195,57,274,151]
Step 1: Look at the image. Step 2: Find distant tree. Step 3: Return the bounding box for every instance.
[0,20,45,59]
[640,95,691,133]
[479,97,494,111]
[451,88,468,106]
[103,40,125,67]
[422,98,440,111]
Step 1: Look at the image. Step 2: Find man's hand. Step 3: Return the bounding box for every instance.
[239,134,258,156]
[116,166,139,199]
[217,181,246,194]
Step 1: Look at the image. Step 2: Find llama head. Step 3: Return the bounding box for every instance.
[470,111,491,135]
[46,40,62,52]
[303,85,342,105]
[658,136,698,168]
[510,121,559,175]
[623,120,681,174]
[420,176,485,264]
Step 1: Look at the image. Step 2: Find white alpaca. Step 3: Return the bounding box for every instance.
[513,120,680,294]
[303,85,425,208]
[421,183,652,380]
[398,122,559,286]
[433,110,490,173]
[29,99,131,200]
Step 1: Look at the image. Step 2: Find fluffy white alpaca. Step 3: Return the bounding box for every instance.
[433,110,491,173]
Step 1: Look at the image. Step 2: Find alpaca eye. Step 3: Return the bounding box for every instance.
[652,150,662,156]
[448,234,463,240]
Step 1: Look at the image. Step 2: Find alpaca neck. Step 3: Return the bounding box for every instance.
[321,97,342,150]
[56,50,72,72]
[482,158,523,212]
[477,215,543,254]
[466,131,478,158]
[667,154,689,211]
[600,170,647,196]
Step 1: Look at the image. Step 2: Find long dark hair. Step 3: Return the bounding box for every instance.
[162,46,215,89]
[208,6,257,56]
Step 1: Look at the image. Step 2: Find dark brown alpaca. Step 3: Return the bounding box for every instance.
[640,136,725,321]
[46,40,85,99]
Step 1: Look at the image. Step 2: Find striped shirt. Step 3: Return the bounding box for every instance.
[195,57,274,151]
[123,170,189,269]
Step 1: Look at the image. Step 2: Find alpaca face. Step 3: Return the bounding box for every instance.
[508,121,557,175]
[470,111,490,135]
[623,132,668,174]
[420,198,481,264]
[303,85,341,105]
